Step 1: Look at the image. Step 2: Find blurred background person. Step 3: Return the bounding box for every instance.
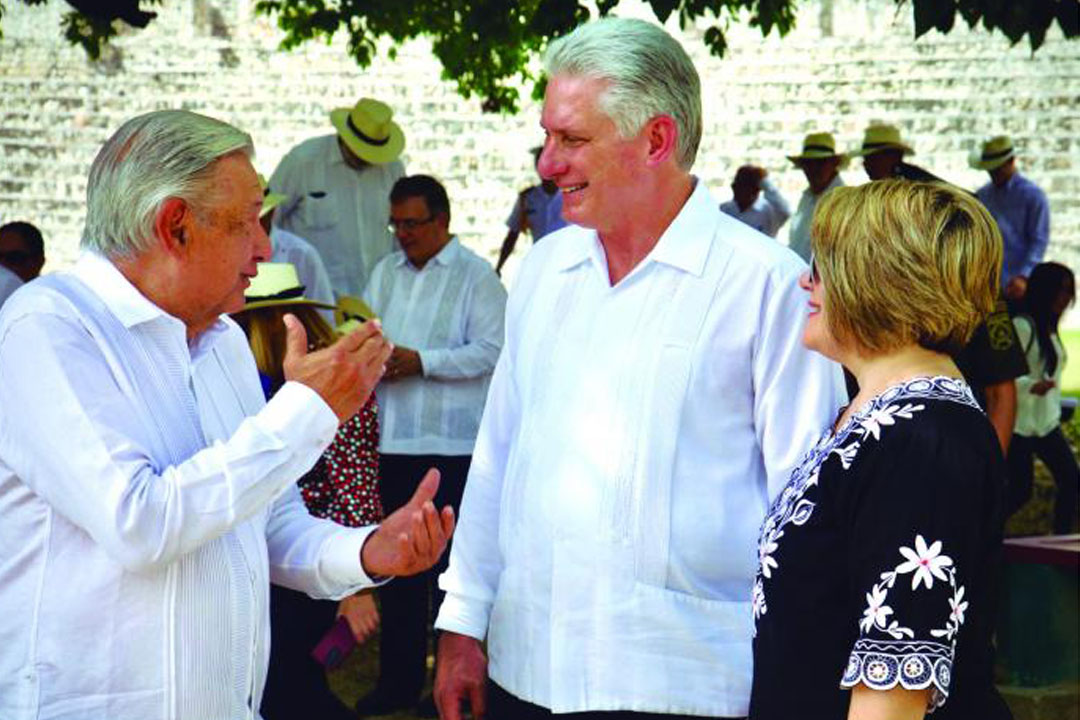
[259,174,336,323]
[751,180,1011,720]
[233,262,384,720]
[1006,261,1078,535]
[0,220,45,282]
[495,146,567,276]
[720,164,791,238]
[271,97,406,297]
[850,123,942,183]
[787,132,846,261]
[972,135,1050,297]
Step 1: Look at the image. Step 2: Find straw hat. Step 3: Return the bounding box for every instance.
[334,295,379,332]
[242,263,336,312]
[850,124,914,157]
[258,174,288,219]
[329,98,405,165]
[970,135,1015,171]
[787,132,848,166]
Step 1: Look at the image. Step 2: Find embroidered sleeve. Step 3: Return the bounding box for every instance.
[840,410,987,713]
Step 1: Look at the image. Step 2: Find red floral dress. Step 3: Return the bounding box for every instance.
[298,395,383,527]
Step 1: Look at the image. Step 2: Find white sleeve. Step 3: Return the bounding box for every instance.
[760,178,792,236]
[752,265,846,500]
[0,310,339,573]
[265,485,383,598]
[433,265,523,639]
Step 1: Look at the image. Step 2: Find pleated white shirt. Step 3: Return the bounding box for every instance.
[0,252,379,720]
[436,181,845,716]
[363,238,507,456]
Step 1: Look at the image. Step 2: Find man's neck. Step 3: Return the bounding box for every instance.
[599,173,695,285]
[113,253,204,341]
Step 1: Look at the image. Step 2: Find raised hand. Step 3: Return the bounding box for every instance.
[281,313,392,421]
[361,468,455,578]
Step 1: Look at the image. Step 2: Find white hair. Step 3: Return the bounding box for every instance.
[543,17,702,170]
[81,109,253,258]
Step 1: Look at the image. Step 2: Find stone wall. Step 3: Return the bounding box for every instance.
[1,0,1078,288]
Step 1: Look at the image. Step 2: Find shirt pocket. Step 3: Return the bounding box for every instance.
[298,192,336,232]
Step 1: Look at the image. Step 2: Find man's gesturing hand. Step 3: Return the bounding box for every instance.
[361,468,455,578]
[281,314,392,422]
[435,632,488,720]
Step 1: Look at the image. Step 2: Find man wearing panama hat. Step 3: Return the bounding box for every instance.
[972,135,1050,291]
[786,131,846,261]
[851,123,943,183]
[270,97,407,298]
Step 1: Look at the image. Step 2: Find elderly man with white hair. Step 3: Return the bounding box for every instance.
[0,109,455,720]
[433,17,844,720]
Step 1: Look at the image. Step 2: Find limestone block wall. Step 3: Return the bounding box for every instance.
[1,0,1077,288]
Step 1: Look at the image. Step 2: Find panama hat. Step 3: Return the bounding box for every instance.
[329,97,405,165]
[787,132,848,166]
[334,295,379,331]
[850,124,914,157]
[242,263,336,312]
[258,174,288,219]
[970,135,1015,171]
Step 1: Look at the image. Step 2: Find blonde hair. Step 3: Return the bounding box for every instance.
[233,305,337,391]
[810,179,1002,355]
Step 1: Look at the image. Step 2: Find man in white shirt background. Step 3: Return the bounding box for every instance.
[0,109,455,720]
[359,174,507,717]
[786,131,846,262]
[270,97,407,298]
[719,164,791,239]
[433,18,843,720]
[259,177,337,323]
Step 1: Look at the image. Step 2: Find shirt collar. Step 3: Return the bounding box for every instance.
[551,177,715,279]
[394,236,460,270]
[72,251,227,350]
[72,251,171,329]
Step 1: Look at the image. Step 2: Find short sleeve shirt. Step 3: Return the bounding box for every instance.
[750,377,1011,720]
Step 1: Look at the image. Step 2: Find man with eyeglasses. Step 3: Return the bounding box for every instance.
[358,174,507,717]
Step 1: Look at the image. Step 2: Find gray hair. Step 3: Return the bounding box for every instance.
[543,17,702,170]
[82,109,253,258]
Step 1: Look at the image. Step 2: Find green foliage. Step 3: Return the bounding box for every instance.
[2,0,1076,111]
[252,0,800,113]
[906,0,1079,52]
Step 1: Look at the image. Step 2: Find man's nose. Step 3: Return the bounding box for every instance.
[254,223,272,261]
[536,140,563,181]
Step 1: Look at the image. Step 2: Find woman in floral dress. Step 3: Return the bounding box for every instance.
[750,180,1013,719]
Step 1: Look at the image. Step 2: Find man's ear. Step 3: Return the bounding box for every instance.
[643,114,680,168]
[154,197,191,255]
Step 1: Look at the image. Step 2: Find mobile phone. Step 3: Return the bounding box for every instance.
[311,616,356,670]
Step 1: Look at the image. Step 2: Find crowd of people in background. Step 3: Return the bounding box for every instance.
[0,14,1075,720]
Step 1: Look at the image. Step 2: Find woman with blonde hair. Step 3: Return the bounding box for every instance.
[750,180,1012,719]
[234,263,383,720]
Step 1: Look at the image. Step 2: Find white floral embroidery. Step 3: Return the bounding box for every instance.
[896,535,954,591]
[847,534,966,711]
[859,584,893,633]
[753,376,979,634]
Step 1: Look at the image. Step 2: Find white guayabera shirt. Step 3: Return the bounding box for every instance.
[0,252,380,720]
[363,237,507,457]
[436,181,846,717]
[270,134,405,298]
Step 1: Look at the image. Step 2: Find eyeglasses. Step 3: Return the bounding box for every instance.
[808,254,821,285]
[388,216,435,232]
